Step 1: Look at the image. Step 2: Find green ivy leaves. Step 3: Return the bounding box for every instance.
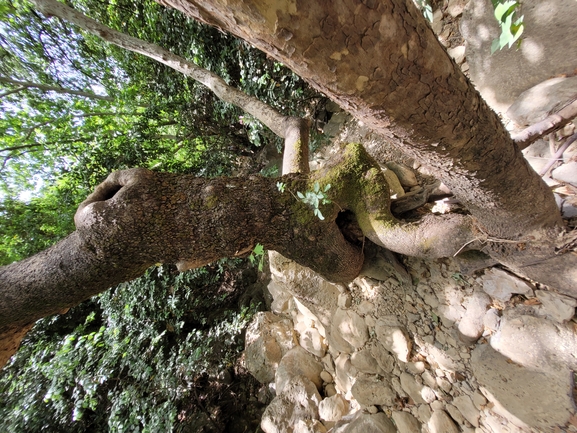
[491,0,524,53]
[248,243,265,271]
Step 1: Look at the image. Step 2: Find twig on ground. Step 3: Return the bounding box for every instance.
[513,98,577,149]
[538,132,577,177]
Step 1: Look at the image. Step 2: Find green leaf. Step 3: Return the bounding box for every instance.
[494,1,517,21]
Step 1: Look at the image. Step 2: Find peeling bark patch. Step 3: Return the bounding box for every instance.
[330,49,349,60]
[361,0,377,9]
[356,76,369,91]
[276,27,293,41]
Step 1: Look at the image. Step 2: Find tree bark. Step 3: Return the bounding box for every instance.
[158,0,577,292]
[0,167,358,366]
[0,143,480,367]
[4,0,576,367]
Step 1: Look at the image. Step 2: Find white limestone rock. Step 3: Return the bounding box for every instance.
[447,45,466,64]
[334,353,354,394]
[458,290,492,343]
[351,377,397,407]
[275,346,323,394]
[350,348,381,375]
[391,411,421,433]
[268,252,340,329]
[268,280,293,314]
[369,342,396,374]
[552,161,577,188]
[333,412,397,433]
[293,419,327,433]
[318,393,349,422]
[461,0,577,115]
[400,373,430,405]
[299,327,327,358]
[332,308,369,349]
[483,308,500,333]
[261,376,322,433]
[416,404,432,423]
[375,318,411,362]
[445,404,466,425]
[535,290,577,323]
[507,76,577,127]
[471,344,575,430]
[447,0,467,17]
[245,312,297,383]
[326,328,354,354]
[478,268,533,302]
[490,312,577,371]
[428,410,460,433]
[453,394,480,427]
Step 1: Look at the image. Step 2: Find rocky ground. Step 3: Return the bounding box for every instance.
[243,247,577,433]
[240,0,577,432]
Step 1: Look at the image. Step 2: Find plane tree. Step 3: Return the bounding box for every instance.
[1,0,576,367]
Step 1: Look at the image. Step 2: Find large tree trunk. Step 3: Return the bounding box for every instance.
[0,170,355,367]
[0,143,478,367]
[159,0,577,292]
[3,0,575,367]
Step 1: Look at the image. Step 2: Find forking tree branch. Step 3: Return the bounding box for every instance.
[29,0,311,173]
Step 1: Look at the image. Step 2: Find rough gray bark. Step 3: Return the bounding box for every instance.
[3,0,576,367]
[158,0,559,235]
[158,0,577,292]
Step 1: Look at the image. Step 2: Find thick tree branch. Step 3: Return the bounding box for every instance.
[159,0,562,239]
[156,0,577,295]
[0,142,482,367]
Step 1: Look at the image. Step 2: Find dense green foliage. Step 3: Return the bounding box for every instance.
[0,0,323,430]
[0,262,262,432]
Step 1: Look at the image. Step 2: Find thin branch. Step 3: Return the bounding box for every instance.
[0,143,43,153]
[0,75,114,101]
[538,132,577,176]
[513,98,577,149]
[0,86,29,98]
[29,0,301,140]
